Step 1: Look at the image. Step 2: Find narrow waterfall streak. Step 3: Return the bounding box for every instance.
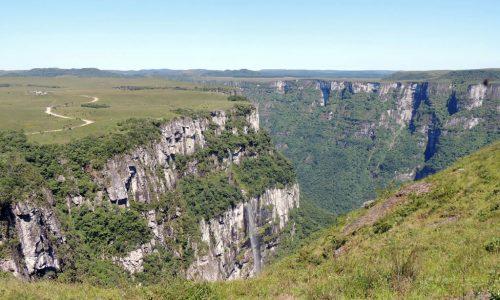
[246,202,261,274]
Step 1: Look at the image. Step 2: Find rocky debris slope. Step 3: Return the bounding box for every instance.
[342,182,432,236]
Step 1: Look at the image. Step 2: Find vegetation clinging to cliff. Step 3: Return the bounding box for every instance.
[234,153,296,197]
[180,173,244,220]
[0,103,302,286]
[72,206,152,255]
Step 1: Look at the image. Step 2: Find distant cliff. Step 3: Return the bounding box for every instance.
[241,78,499,212]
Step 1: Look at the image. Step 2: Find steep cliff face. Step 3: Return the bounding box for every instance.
[95,109,258,207]
[274,80,290,94]
[100,116,212,206]
[94,107,295,279]
[187,183,299,281]
[466,84,487,109]
[12,201,63,277]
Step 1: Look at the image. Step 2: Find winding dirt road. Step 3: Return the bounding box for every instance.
[30,95,99,135]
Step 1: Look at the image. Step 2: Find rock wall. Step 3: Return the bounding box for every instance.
[100,116,211,206]
[0,190,64,278]
[256,78,498,214]
[187,183,300,281]
[99,108,266,275]
[316,81,331,106]
[278,80,496,134]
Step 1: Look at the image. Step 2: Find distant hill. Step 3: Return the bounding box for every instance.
[2,68,122,77]
[113,69,396,79]
[0,68,395,79]
[384,68,500,82]
[2,68,499,81]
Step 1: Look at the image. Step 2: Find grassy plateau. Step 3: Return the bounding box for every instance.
[0,76,237,144]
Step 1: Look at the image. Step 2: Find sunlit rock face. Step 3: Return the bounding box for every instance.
[187,183,300,281]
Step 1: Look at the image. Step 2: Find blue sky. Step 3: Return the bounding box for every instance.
[1,0,499,70]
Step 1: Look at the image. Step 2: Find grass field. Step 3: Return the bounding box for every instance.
[0,77,238,144]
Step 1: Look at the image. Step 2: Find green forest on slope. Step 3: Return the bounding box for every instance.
[0,141,497,299]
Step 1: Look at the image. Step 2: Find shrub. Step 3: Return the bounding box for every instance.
[234,153,296,197]
[180,173,244,220]
[373,220,392,234]
[484,237,500,253]
[72,205,152,255]
[81,103,110,109]
[227,95,249,102]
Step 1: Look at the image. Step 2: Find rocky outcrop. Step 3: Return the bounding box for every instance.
[488,84,500,99]
[102,116,211,205]
[352,82,380,94]
[316,81,331,106]
[0,258,20,276]
[114,241,154,274]
[274,80,290,94]
[445,116,481,130]
[187,183,300,281]
[114,210,164,273]
[11,200,63,277]
[466,84,487,109]
[466,83,500,110]
[245,108,260,133]
[98,109,260,206]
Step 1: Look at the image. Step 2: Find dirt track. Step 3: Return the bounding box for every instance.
[30,95,99,135]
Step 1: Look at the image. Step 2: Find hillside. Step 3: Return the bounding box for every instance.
[242,78,500,213]
[1,141,497,299]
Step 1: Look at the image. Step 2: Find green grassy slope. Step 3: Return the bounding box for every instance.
[1,142,498,299]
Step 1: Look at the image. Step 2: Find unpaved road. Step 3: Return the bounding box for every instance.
[30,95,99,135]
